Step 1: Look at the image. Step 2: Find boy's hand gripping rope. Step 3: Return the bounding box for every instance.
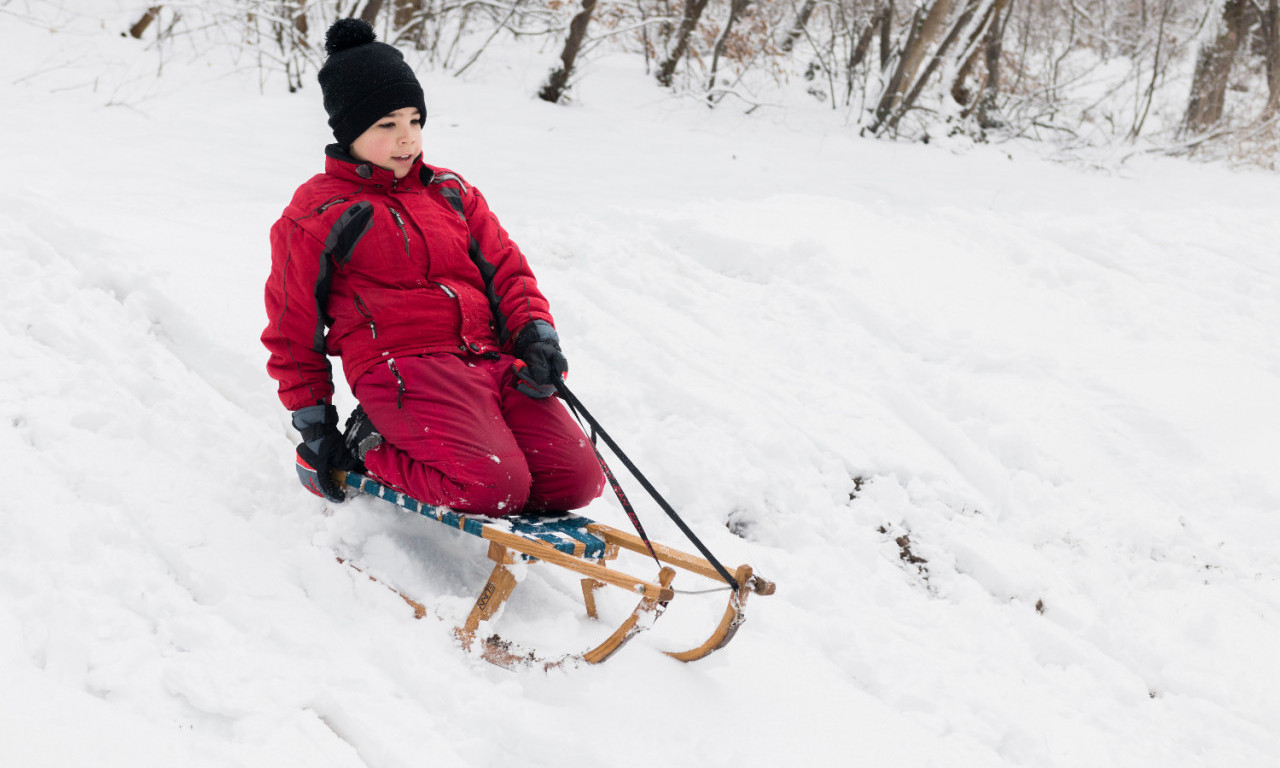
[554,380,742,593]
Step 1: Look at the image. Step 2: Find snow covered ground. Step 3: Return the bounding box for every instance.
[3,7,1279,767]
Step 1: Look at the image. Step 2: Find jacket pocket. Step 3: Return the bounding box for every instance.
[354,293,377,339]
[387,358,405,409]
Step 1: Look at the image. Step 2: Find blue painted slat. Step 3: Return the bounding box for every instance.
[343,473,607,559]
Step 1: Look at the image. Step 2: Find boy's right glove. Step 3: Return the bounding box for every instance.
[292,404,359,503]
[512,319,567,399]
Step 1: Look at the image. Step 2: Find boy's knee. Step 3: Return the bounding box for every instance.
[451,459,531,517]
[528,457,605,512]
[557,473,606,511]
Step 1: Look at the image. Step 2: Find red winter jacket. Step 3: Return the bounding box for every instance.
[262,147,554,411]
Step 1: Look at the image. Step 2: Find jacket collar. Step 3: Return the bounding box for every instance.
[324,143,431,191]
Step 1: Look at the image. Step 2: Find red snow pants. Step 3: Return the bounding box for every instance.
[355,353,605,516]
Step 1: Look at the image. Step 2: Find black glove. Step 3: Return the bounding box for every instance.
[512,320,567,399]
[292,404,360,502]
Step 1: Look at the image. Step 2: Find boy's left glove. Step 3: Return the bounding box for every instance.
[292,404,361,502]
[512,319,567,399]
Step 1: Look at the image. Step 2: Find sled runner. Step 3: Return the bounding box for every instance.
[335,471,775,670]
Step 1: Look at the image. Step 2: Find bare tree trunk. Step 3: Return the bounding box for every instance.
[129,5,163,39]
[293,0,310,44]
[657,0,713,87]
[875,0,987,134]
[877,5,923,116]
[707,0,752,95]
[778,0,819,54]
[539,0,599,103]
[947,0,1012,126]
[359,0,387,25]
[1263,0,1280,118]
[848,10,883,74]
[1181,0,1249,135]
[1129,0,1173,139]
[847,2,893,102]
[874,0,956,126]
[393,0,426,45]
[879,0,895,69]
[951,0,1001,105]
[974,0,1012,129]
[891,0,985,127]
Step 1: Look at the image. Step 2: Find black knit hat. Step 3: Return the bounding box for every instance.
[318,18,427,148]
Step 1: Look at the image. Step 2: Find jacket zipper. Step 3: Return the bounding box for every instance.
[354,293,377,339]
[387,358,405,409]
[312,197,348,216]
[388,208,411,262]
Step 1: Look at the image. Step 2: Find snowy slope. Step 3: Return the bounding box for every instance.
[3,9,1280,768]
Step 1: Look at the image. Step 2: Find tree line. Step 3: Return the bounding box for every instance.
[120,1,1280,159]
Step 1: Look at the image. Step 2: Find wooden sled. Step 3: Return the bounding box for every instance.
[336,471,774,670]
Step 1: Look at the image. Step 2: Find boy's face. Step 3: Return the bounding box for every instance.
[349,107,422,179]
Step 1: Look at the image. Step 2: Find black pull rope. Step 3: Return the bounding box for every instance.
[555,380,742,593]
[591,427,664,568]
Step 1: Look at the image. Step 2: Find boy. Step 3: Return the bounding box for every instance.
[262,18,604,516]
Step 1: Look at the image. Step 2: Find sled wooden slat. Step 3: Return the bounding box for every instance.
[591,523,730,583]
[480,526,675,601]
[458,547,521,640]
[590,523,777,595]
[581,578,604,619]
